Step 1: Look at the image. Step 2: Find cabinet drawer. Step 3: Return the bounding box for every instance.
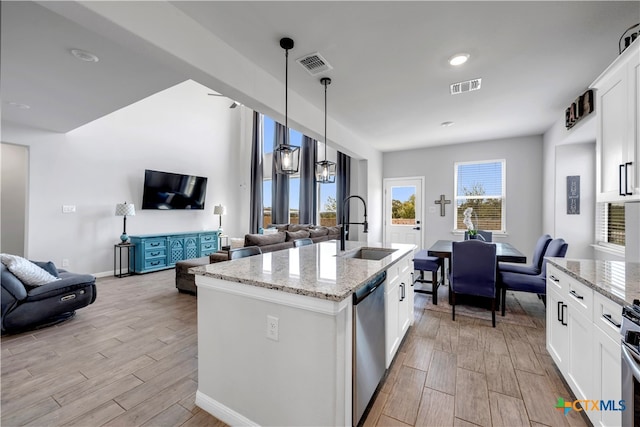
[145,248,166,259]
[547,265,566,294]
[200,234,217,243]
[144,239,166,250]
[201,242,216,253]
[593,291,622,343]
[201,248,217,257]
[566,277,593,320]
[144,258,166,270]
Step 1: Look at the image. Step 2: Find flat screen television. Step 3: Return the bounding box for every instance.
[142,169,208,210]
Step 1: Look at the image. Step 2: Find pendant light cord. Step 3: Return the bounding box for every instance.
[324,80,328,161]
[285,47,289,145]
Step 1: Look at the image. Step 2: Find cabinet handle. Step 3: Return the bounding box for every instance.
[204,244,212,249]
[549,275,559,283]
[150,251,160,256]
[569,290,584,300]
[603,313,621,329]
[399,283,405,301]
[410,272,414,286]
[620,164,626,196]
[557,301,563,323]
[150,261,160,266]
[626,162,633,195]
[561,304,568,326]
[151,242,160,247]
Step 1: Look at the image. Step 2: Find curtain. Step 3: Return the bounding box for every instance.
[249,112,263,233]
[299,136,317,225]
[271,122,289,224]
[336,151,351,236]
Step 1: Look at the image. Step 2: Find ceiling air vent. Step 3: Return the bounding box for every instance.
[450,78,482,95]
[296,52,332,76]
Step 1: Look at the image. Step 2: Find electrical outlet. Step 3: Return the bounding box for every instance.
[266,315,279,341]
[62,259,70,267]
[62,205,76,213]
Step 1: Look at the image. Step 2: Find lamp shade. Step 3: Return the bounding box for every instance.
[213,204,227,215]
[115,203,135,217]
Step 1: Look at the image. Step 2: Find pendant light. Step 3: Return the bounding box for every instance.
[316,77,336,183]
[274,37,300,175]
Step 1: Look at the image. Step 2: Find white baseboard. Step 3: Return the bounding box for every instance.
[195,390,259,426]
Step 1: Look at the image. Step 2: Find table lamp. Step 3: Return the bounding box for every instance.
[115,202,135,243]
[214,204,226,232]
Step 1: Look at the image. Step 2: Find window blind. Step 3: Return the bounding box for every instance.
[595,202,625,247]
[454,160,506,232]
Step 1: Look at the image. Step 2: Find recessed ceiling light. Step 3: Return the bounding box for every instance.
[70,49,99,63]
[441,121,454,127]
[8,102,30,110]
[448,53,469,66]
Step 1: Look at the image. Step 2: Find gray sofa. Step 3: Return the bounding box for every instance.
[243,224,341,253]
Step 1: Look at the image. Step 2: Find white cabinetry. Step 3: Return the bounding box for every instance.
[592,42,640,202]
[546,265,622,427]
[385,252,414,368]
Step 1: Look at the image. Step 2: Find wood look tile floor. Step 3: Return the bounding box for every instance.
[1,270,588,427]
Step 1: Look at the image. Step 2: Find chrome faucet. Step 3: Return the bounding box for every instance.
[340,195,368,251]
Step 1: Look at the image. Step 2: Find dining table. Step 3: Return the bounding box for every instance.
[426,239,527,307]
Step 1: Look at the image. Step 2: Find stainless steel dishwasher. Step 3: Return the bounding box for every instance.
[352,271,387,426]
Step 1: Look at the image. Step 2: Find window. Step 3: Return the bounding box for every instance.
[391,186,417,225]
[261,115,303,227]
[596,202,625,248]
[454,159,506,232]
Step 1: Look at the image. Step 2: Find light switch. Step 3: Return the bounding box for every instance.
[62,205,76,213]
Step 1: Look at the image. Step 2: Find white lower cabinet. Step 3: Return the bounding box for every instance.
[546,265,623,427]
[385,252,414,368]
[546,282,568,372]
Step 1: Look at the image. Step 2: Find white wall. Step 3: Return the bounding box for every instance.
[554,143,595,259]
[383,135,543,261]
[542,114,601,260]
[1,143,29,256]
[2,80,246,274]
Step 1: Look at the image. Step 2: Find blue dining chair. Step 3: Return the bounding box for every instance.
[499,238,568,316]
[464,230,493,242]
[499,234,552,275]
[450,240,498,327]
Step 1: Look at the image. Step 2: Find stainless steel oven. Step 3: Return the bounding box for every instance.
[621,304,640,425]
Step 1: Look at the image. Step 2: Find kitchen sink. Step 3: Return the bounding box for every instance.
[338,247,397,260]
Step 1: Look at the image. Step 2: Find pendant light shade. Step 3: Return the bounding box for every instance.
[275,37,300,175]
[316,77,336,183]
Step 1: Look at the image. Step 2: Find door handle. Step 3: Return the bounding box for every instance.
[412,227,421,230]
[561,304,568,326]
[626,162,633,195]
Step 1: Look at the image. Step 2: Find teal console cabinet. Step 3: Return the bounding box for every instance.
[129,231,219,273]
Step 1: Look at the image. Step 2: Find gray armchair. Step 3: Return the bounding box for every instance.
[1,261,97,334]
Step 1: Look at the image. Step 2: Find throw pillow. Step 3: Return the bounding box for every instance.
[32,261,59,278]
[245,232,286,247]
[309,227,329,238]
[0,254,60,287]
[288,224,312,232]
[285,230,310,241]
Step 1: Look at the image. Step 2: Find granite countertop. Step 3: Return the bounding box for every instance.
[190,240,416,302]
[547,258,640,306]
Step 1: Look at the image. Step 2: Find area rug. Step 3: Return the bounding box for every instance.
[417,283,541,327]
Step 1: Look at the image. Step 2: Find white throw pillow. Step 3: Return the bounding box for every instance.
[0,254,60,287]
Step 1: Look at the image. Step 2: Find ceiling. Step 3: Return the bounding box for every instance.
[2,1,638,152]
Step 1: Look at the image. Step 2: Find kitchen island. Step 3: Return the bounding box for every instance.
[191,240,416,426]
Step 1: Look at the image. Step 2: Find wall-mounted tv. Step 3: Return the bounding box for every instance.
[142,169,208,210]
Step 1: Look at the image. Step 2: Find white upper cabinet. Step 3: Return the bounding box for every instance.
[592,42,640,202]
